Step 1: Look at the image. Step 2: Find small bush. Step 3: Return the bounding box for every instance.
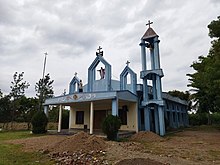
[189,113,208,126]
[31,111,48,134]
[102,115,121,141]
[210,113,220,125]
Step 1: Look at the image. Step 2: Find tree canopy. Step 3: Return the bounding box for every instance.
[187,16,220,113]
[35,73,54,110]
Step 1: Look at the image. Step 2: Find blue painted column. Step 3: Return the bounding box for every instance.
[156,76,162,100]
[153,37,161,69]
[140,39,147,71]
[175,105,179,128]
[180,112,183,126]
[90,102,94,134]
[44,105,49,117]
[154,106,159,134]
[138,108,141,131]
[158,106,165,136]
[58,105,62,133]
[144,107,150,131]
[186,110,189,126]
[112,98,118,116]
[169,108,174,128]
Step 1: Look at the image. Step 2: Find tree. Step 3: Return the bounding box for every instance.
[168,90,191,101]
[17,96,38,129]
[0,95,11,129]
[35,73,54,111]
[168,90,192,111]
[9,72,30,128]
[187,16,220,114]
[0,89,3,98]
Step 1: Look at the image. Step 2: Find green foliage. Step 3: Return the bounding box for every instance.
[102,115,121,141]
[0,89,3,98]
[35,73,54,110]
[31,111,48,134]
[168,90,190,101]
[187,16,220,113]
[189,113,220,126]
[210,112,220,125]
[189,113,208,126]
[10,72,30,100]
[16,96,38,129]
[61,110,69,129]
[9,72,30,126]
[168,90,192,110]
[208,16,220,38]
[0,95,11,123]
[48,106,59,122]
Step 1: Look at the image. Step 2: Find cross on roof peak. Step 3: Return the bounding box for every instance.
[146,20,153,28]
[96,46,103,56]
[74,72,77,76]
[97,46,102,52]
[44,52,48,56]
[126,60,130,66]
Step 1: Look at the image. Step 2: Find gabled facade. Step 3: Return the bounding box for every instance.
[44,23,189,136]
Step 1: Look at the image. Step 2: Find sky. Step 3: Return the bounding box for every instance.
[0,0,219,97]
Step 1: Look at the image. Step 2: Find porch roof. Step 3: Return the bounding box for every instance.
[44,90,137,106]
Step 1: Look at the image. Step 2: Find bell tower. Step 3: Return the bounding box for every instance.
[140,21,165,136]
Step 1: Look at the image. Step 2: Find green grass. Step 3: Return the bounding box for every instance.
[0,131,54,165]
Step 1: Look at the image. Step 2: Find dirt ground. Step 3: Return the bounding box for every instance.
[8,126,220,165]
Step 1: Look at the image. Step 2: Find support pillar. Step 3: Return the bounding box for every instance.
[58,105,62,133]
[90,102,94,134]
[138,108,141,131]
[44,105,49,117]
[69,107,73,129]
[144,107,150,131]
[169,109,174,128]
[158,106,165,136]
[140,39,147,71]
[112,98,118,116]
[175,106,179,128]
[154,107,159,134]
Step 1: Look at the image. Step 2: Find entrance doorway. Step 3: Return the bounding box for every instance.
[93,110,107,129]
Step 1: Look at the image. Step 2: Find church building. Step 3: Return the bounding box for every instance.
[44,22,189,136]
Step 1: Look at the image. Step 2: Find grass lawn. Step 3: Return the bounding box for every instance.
[0,131,54,165]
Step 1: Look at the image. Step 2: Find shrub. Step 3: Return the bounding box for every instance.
[31,111,48,134]
[210,113,220,125]
[102,115,121,141]
[189,113,208,126]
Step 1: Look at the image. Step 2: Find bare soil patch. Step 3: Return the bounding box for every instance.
[116,158,164,165]
[130,131,163,142]
[8,127,220,165]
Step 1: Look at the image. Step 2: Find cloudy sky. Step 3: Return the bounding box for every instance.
[0,0,219,97]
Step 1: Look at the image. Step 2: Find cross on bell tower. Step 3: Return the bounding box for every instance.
[146,20,153,28]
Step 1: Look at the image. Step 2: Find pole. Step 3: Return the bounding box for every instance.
[39,52,48,111]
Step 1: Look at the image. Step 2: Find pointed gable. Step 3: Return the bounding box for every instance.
[69,76,80,94]
[120,65,137,94]
[87,54,112,92]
